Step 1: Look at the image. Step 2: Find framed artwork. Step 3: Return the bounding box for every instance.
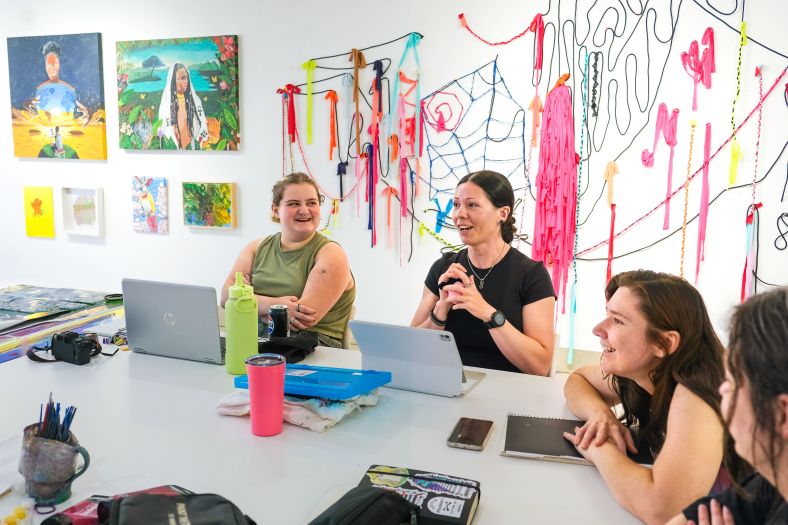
[61,187,103,236]
[182,182,236,229]
[132,176,169,234]
[116,35,239,151]
[7,33,107,160]
[23,186,55,238]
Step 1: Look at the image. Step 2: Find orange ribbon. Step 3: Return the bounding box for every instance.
[348,49,367,155]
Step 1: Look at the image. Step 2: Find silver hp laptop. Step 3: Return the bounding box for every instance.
[121,279,225,365]
[350,320,485,397]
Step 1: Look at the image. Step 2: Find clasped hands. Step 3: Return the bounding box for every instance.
[435,263,494,322]
[561,409,639,464]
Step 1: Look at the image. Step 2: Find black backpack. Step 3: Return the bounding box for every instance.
[98,493,256,525]
[308,486,419,525]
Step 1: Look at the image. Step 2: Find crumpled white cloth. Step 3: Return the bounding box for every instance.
[216,389,379,432]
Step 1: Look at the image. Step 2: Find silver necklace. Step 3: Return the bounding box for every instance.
[467,244,507,290]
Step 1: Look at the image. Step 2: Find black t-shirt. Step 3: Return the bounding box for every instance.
[425,248,555,373]
[684,474,788,525]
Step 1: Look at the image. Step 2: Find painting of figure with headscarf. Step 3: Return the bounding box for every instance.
[116,36,239,151]
[7,33,107,160]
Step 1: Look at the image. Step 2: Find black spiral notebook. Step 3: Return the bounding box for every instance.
[502,414,654,465]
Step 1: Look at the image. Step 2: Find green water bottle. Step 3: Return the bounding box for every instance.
[225,272,258,375]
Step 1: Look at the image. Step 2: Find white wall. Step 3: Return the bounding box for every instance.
[1,0,786,352]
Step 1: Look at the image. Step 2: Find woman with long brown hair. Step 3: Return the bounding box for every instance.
[563,270,736,524]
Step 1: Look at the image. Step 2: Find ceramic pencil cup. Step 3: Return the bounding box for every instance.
[18,423,90,505]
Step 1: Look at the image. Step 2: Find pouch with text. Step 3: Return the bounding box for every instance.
[99,493,256,525]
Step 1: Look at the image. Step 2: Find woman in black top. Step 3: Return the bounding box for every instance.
[668,287,788,525]
[411,170,556,375]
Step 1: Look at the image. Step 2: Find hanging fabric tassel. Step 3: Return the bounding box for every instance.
[681,28,715,111]
[388,135,399,161]
[276,84,301,144]
[606,204,617,283]
[366,143,377,247]
[641,103,679,230]
[355,150,367,217]
[696,123,712,284]
[302,60,318,144]
[680,120,698,278]
[741,203,761,302]
[336,161,347,201]
[381,186,399,249]
[528,95,543,147]
[568,53,590,367]
[603,161,619,283]
[348,49,367,156]
[433,198,453,233]
[387,33,422,147]
[399,157,409,219]
[531,74,578,313]
[729,21,747,185]
[325,90,339,160]
[341,73,354,156]
[373,61,384,112]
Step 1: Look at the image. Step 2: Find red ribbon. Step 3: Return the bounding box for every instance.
[276,84,301,143]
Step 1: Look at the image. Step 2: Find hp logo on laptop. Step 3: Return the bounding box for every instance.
[163,312,176,327]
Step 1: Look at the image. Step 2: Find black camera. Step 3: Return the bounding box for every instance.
[51,332,98,365]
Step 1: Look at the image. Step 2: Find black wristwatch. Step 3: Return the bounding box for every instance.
[485,310,506,329]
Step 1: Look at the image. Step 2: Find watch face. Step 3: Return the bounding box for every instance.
[491,311,505,327]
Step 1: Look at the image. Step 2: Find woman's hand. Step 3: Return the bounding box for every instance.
[561,409,638,455]
[561,430,621,465]
[688,500,735,525]
[274,296,316,331]
[434,263,471,317]
[443,276,495,322]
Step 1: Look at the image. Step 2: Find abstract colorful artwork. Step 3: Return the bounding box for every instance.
[132,176,169,234]
[182,182,235,228]
[7,33,106,160]
[61,187,103,237]
[23,186,55,238]
[116,35,239,151]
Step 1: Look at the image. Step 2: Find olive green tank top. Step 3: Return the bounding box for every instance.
[251,232,355,341]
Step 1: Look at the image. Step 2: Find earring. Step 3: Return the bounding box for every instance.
[271,212,280,223]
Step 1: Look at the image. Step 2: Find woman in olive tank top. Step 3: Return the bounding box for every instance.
[220,173,355,347]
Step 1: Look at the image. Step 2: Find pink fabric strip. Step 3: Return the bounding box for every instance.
[641,103,679,230]
[695,123,711,283]
[606,203,616,283]
[399,157,408,218]
[531,84,578,312]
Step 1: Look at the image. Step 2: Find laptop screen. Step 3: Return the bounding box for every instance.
[121,278,224,365]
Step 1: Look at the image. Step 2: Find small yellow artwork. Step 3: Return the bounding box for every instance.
[23,186,55,238]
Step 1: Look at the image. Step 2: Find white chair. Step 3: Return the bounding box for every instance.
[341,304,357,349]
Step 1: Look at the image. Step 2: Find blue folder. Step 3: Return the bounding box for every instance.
[234,364,392,400]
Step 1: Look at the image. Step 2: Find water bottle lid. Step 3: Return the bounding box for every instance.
[228,271,253,299]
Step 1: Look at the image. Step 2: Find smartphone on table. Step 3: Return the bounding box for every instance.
[447,417,494,451]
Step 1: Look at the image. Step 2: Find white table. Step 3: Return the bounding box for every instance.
[0,348,638,524]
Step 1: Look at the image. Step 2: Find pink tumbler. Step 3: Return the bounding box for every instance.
[245,353,286,436]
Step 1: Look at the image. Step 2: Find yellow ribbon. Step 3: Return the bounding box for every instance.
[729,138,743,186]
[302,60,318,144]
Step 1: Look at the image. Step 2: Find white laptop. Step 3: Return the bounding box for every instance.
[121,278,226,365]
[350,320,485,397]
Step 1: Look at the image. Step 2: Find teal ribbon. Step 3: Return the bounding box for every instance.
[388,33,422,152]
